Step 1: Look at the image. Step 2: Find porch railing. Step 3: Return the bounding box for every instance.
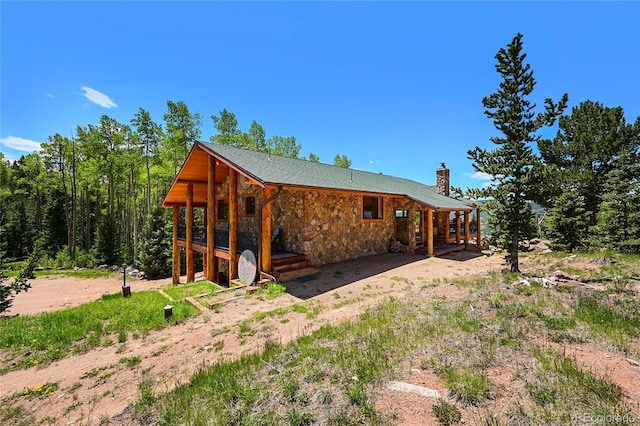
[177,226,258,252]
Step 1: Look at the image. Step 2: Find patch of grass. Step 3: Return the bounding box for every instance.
[432,399,462,425]
[69,382,82,392]
[256,282,288,300]
[442,367,492,406]
[14,382,59,400]
[535,311,576,331]
[304,301,323,319]
[575,294,640,343]
[252,307,288,321]
[0,291,199,374]
[81,366,109,379]
[211,326,230,337]
[286,408,314,425]
[237,320,255,338]
[162,280,222,300]
[119,356,142,369]
[290,304,308,314]
[0,406,28,424]
[525,349,630,423]
[333,297,363,309]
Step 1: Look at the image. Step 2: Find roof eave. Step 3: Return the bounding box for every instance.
[197,141,266,188]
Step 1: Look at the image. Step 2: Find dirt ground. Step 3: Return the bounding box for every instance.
[2,251,639,425]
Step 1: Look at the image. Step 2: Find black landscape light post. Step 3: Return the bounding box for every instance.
[122,263,131,298]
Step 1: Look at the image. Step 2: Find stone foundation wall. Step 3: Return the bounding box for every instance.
[272,190,395,266]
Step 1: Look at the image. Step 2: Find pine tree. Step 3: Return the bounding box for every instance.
[468,33,567,272]
[545,191,589,252]
[0,243,33,314]
[95,211,120,266]
[538,101,639,225]
[595,149,640,253]
[138,206,172,279]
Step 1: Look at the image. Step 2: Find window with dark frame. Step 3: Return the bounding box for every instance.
[395,210,409,218]
[363,196,383,220]
[245,196,256,216]
[218,199,229,220]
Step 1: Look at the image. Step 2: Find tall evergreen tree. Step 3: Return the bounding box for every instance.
[138,206,172,278]
[468,33,567,272]
[0,242,32,314]
[545,191,589,252]
[595,149,640,253]
[538,101,640,225]
[95,211,120,266]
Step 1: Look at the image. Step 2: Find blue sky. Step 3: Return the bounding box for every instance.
[2,1,639,189]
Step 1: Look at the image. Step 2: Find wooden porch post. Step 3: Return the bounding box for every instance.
[456,212,461,244]
[261,187,273,273]
[229,170,238,280]
[476,207,481,248]
[172,206,180,284]
[426,208,434,256]
[203,208,207,276]
[464,211,470,249]
[186,182,195,283]
[422,210,428,249]
[409,209,415,254]
[206,156,217,281]
[444,212,451,244]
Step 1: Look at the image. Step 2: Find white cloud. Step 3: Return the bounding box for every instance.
[466,171,494,181]
[0,136,42,152]
[81,86,117,108]
[45,92,55,98]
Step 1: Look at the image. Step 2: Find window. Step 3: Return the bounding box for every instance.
[218,199,229,220]
[245,196,256,216]
[395,210,409,218]
[363,196,383,220]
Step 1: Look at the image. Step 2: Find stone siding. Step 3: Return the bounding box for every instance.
[272,190,395,266]
[211,177,417,267]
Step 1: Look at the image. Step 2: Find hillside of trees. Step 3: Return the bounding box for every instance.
[0,104,354,274]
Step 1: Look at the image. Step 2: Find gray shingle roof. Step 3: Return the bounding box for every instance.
[200,142,474,211]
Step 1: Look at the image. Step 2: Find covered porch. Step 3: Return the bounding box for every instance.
[163,144,280,284]
[394,204,481,257]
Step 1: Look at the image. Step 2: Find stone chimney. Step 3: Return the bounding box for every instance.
[436,162,450,196]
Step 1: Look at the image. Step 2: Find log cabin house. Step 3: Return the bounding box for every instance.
[162,142,481,284]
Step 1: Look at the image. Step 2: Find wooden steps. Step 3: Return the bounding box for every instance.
[271,254,319,282]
